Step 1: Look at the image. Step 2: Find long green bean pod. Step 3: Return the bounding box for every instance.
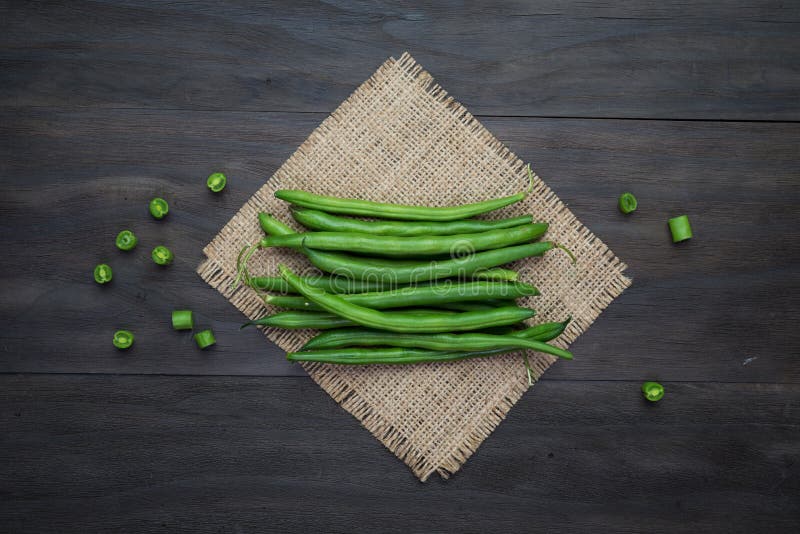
[294,331,571,359]
[301,242,557,284]
[291,208,535,236]
[263,223,548,257]
[264,281,536,311]
[303,319,570,350]
[274,167,534,221]
[278,264,534,333]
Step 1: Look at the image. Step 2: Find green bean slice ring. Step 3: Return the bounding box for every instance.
[207,172,227,193]
[115,230,138,251]
[94,263,113,284]
[113,330,134,349]
[618,192,637,214]
[152,245,174,266]
[149,197,169,219]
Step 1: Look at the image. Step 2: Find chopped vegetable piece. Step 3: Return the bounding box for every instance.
[194,329,216,349]
[151,246,174,266]
[94,263,113,284]
[113,330,134,349]
[171,310,194,330]
[115,230,138,251]
[618,192,637,214]
[642,381,665,402]
[668,215,692,242]
[207,172,227,193]
[149,197,169,219]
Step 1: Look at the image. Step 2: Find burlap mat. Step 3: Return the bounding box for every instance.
[198,52,630,481]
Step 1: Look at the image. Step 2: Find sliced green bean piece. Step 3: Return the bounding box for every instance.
[618,192,638,214]
[149,197,169,219]
[94,263,113,284]
[642,381,665,402]
[668,215,692,242]
[115,230,138,251]
[152,246,174,266]
[194,329,216,349]
[207,172,227,193]
[113,330,134,349]
[171,310,194,330]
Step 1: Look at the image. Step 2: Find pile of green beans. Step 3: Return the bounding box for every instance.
[239,176,574,373]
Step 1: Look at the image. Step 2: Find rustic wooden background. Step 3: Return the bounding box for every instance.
[1,1,799,532]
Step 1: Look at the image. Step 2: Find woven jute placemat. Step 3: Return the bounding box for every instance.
[198,52,630,481]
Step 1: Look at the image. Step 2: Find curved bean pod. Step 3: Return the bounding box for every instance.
[291,208,534,236]
[263,223,548,258]
[279,264,534,333]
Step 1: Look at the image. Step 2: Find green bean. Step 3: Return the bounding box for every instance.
[263,281,535,311]
[294,331,570,359]
[303,319,569,350]
[290,319,572,364]
[263,223,548,258]
[274,166,534,221]
[250,212,532,291]
[258,212,296,236]
[251,276,389,294]
[241,307,463,330]
[291,208,535,236]
[301,242,558,284]
[278,264,534,333]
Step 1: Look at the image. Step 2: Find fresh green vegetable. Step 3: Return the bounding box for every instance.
[276,264,534,333]
[151,246,174,266]
[251,275,388,294]
[295,330,571,359]
[293,319,571,366]
[299,242,562,284]
[207,172,227,193]
[113,330,134,349]
[171,310,194,330]
[115,230,138,251]
[642,381,665,402]
[618,192,638,214]
[242,308,462,330]
[291,208,535,237]
[194,329,216,349]
[258,212,296,236]
[264,281,537,311]
[263,223,548,258]
[149,197,169,219]
[94,263,113,284]
[274,166,535,221]
[668,215,692,242]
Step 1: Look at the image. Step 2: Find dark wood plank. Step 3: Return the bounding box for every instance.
[1,375,797,533]
[1,108,799,381]
[2,0,800,120]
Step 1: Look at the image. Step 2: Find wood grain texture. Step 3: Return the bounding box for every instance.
[2,375,798,533]
[2,1,799,528]
[2,109,798,381]
[2,0,800,119]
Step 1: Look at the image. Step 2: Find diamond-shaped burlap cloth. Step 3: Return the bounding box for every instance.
[198,52,630,481]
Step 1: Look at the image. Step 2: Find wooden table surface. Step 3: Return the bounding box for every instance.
[2,1,799,532]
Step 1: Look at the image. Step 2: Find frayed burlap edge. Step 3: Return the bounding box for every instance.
[197,52,631,481]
